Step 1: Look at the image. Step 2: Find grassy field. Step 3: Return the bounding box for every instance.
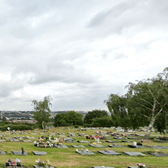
[0,127,168,168]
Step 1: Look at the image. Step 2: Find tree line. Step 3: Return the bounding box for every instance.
[32,67,168,133]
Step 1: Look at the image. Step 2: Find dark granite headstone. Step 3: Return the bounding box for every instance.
[76,150,95,155]
[56,144,69,148]
[77,140,90,143]
[23,140,32,142]
[33,151,48,155]
[92,167,114,168]
[72,145,85,148]
[152,145,168,149]
[106,140,119,143]
[89,144,106,148]
[123,152,146,156]
[34,165,54,168]
[13,151,27,155]
[108,144,124,148]
[0,151,6,155]
[148,152,168,157]
[98,150,121,155]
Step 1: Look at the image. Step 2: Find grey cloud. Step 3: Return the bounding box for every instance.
[87,0,168,37]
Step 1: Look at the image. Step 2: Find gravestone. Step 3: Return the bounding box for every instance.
[144,134,150,140]
[13,151,27,155]
[123,152,146,156]
[56,144,69,148]
[64,138,74,143]
[148,152,168,157]
[114,137,127,140]
[23,140,32,142]
[108,144,124,148]
[77,140,90,143]
[72,145,85,148]
[92,167,114,168]
[106,140,119,143]
[10,139,19,142]
[34,165,54,168]
[75,149,95,155]
[89,144,106,148]
[0,151,6,155]
[98,150,121,155]
[152,145,168,149]
[0,140,5,142]
[33,151,48,155]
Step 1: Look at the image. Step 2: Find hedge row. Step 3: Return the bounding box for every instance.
[0,122,35,131]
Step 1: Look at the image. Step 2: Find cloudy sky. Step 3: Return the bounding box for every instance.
[0,0,168,111]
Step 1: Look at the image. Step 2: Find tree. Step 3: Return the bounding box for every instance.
[92,116,113,127]
[54,111,83,127]
[126,68,168,133]
[104,94,130,129]
[105,67,168,133]
[84,109,108,124]
[32,96,52,128]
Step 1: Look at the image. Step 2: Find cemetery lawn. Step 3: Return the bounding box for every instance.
[0,127,168,168]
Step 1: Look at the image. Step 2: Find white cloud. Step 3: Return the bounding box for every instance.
[0,0,168,111]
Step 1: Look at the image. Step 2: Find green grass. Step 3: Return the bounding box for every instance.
[0,127,168,168]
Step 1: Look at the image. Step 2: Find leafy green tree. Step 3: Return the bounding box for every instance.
[105,67,168,133]
[32,96,52,128]
[54,111,83,127]
[104,94,130,129]
[92,116,113,127]
[126,68,168,133]
[84,109,108,124]
[54,113,67,126]
[66,111,83,125]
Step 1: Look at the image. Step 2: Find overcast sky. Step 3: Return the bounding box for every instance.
[0,0,168,111]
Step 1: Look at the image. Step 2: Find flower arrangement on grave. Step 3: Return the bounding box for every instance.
[137,163,146,168]
[36,158,46,167]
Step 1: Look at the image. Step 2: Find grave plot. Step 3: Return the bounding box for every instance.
[108,144,124,148]
[89,144,106,148]
[75,149,95,155]
[33,151,48,155]
[23,140,32,142]
[56,144,69,148]
[0,140,5,142]
[123,152,146,156]
[13,151,27,155]
[128,145,152,148]
[34,165,54,168]
[92,166,114,168]
[128,166,150,168]
[101,135,110,140]
[64,138,74,143]
[72,145,85,148]
[121,140,133,143]
[77,140,90,143]
[77,133,85,137]
[127,137,139,140]
[68,133,76,137]
[10,139,19,142]
[114,137,127,140]
[152,145,168,149]
[106,140,119,143]
[148,152,168,157]
[98,150,121,156]
[0,151,6,155]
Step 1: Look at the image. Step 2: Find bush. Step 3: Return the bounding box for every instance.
[83,124,92,127]
[0,122,35,131]
[91,117,113,127]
